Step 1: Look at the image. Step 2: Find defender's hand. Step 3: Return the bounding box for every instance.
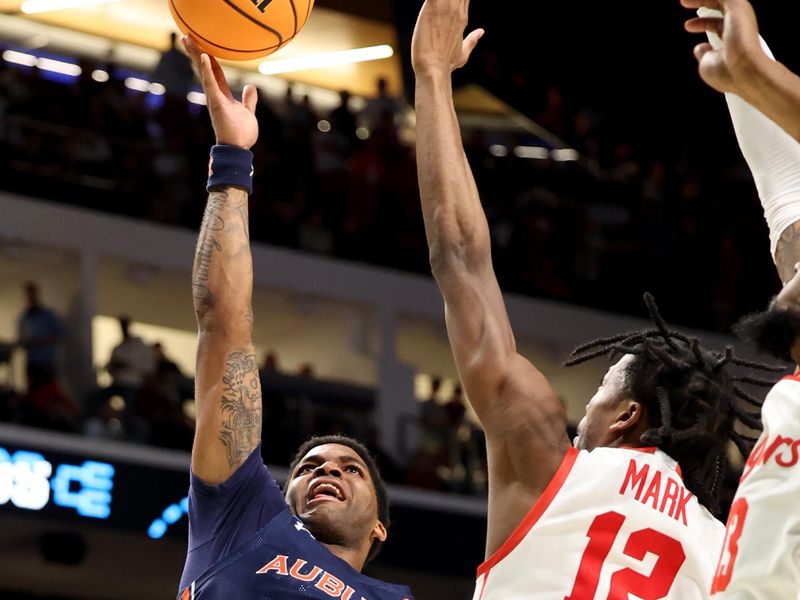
[411,0,484,76]
[681,0,768,96]
[182,36,258,149]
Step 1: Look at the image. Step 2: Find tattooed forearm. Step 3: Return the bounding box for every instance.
[192,190,251,321]
[218,352,263,468]
[775,222,800,284]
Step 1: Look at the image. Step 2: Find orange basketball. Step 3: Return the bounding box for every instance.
[168,0,314,61]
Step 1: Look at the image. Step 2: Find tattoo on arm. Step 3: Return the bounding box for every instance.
[192,190,251,320]
[219,352,263,468]
[775,222,800,283]
[193,193,226,315]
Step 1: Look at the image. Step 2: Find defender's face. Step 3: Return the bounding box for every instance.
[285,444,381,546]
[574,355,634,450]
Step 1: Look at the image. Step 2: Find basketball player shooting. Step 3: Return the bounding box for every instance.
[175,37,414,600]
[412,1,779,598]
[683,2,800,597]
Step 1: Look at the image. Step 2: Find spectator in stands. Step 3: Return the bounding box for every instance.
[361,77,403,135]
[16,282,65,393]
[106,315,154,438]
[329,90,359,154]
[152,31,196,99]
[138,342,193,450]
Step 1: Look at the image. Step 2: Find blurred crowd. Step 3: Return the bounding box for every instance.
[0,40,771,504]
[0,281,490,495]
[0,45,780,335]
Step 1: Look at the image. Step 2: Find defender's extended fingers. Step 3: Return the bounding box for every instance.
[462,29,484,59]
[680,0,722,10]
[693,42,714,63]
[685,16,723,36]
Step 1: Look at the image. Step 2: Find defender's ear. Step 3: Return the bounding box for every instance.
[608,401,645,436]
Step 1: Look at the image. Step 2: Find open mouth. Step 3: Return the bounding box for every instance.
[307,481,346,504]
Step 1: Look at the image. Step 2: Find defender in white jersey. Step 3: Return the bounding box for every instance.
[683,1,800,596]
[411,1,777,599]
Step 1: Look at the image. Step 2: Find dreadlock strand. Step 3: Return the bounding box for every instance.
[643,292,680,350]
[734,385,767,408]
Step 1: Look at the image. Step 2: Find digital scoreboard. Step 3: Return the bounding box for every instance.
[0,426,193,540]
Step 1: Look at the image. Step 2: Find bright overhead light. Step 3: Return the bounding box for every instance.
[187,91,207,106]
[259,44,394,76]
[124,76,149,92]
[37,56,81,76]
[551,148,579,162]
[21,0,123,14]
[514,146,549,160]
[489,144,508,158]
[91,69,109,82]
[2,49,80,76]
[2,50,36,67]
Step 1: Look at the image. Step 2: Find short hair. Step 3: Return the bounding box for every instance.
[286,435,389,562]
[566,293,782,515]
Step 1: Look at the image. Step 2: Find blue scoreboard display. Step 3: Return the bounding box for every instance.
[0,436,192,540]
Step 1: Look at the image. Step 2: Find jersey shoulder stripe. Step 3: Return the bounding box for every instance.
[477,447,579,577]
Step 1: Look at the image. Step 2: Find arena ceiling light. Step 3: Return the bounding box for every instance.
[20,0,123,15]
[2,49,81,76]
[259,44,394,76]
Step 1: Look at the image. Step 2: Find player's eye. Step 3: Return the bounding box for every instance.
[346,465,363,475]
[297,464,315,474]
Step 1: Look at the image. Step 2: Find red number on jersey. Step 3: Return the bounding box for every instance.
[565,511,686,600]
[710,497,749,593]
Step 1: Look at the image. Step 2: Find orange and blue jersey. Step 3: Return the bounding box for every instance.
[178,444,413,599]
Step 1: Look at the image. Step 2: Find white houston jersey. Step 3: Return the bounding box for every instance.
[473,446,725,600]
[712,375,800,600]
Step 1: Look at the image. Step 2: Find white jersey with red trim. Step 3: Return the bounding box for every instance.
[473,446,725,600]
[711,375,800,600]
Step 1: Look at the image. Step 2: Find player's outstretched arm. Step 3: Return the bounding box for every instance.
[683,0,800,143]
[412,0,570,554]
[184,37,263,485]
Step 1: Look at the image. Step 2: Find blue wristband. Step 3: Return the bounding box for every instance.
[207,145,254,194]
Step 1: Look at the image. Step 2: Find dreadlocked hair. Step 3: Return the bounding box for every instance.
[565,293,783,516]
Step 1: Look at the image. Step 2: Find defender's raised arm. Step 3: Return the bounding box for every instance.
[412,0,570,558]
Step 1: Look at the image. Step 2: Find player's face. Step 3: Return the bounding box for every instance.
[574,354,634,450]
[285,444,386,551]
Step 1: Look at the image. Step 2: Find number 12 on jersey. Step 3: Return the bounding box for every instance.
[565,511,686,600]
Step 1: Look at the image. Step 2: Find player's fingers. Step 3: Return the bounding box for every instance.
[181,35,203,68]
[680,0,721,10]
[693,42,714,63]
[242,84,258,114]
[461,28,484,62]
[199,53,225,104]
[206,54,235,101]
[685,16,723,36]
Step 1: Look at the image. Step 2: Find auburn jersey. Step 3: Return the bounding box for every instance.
[179,445,413,600]
[474,446,724,600]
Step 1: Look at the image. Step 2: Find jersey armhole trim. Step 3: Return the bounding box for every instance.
[476,447,578,578]
[782,374,800,383]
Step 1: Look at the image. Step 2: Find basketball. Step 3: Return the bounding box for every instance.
[168,0,314,61]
